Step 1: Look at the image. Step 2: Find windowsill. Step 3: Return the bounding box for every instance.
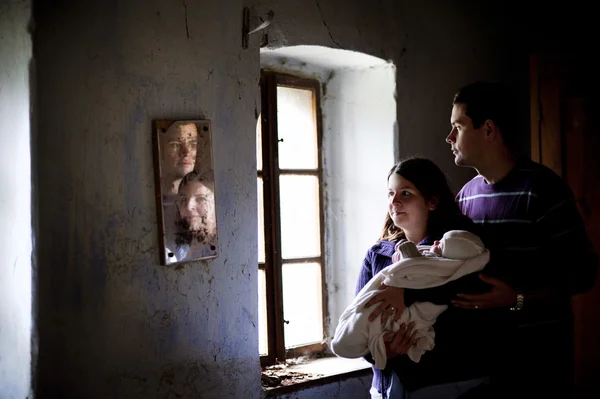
[262,356,372,397]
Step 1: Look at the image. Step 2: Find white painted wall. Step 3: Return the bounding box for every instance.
[0,1,33,398]
[261,46,333,82]
[323,64,396,337]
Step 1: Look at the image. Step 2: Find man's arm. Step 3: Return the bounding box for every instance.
[454,170,597,310]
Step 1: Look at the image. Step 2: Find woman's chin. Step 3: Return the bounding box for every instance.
[391,215,407,225]
[185,217,202,231]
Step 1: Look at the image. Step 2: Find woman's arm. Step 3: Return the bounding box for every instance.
[355,251,374,295]
[356,249,406,325]
[355,248,377,366]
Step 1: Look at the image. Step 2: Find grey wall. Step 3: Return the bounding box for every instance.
[0,1,33,398]
[31,0,526,398]
[34,1,260,398]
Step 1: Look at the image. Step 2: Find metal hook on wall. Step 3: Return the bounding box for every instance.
[242,7,274,49]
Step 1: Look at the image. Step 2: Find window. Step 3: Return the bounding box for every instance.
[257,71,326,366]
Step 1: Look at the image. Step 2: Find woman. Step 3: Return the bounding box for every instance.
[173,170,218,261]
[357,157,491,399]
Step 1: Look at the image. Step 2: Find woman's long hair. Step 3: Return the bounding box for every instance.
[378,157,461,242]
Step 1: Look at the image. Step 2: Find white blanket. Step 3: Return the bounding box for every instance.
[331,247,489,370]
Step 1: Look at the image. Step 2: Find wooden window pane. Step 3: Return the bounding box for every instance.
[282,262,323,348]
[256,117,263,172]
[279,175,320,259]
[258,268,268,356]
[257,177,265,264]
[276,87,318,170]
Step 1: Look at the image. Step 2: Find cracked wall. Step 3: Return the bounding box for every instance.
[32,0,526,398]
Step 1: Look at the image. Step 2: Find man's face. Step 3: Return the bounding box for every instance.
[162,123,198,179]
[177,181,216,234]
[446,103,486,167]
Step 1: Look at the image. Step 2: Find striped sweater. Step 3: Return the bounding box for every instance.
[457,158,597,323]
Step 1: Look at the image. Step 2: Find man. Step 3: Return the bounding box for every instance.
[446,81,597,398]
[160,121,198,196]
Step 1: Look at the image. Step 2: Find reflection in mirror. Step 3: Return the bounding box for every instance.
[153,119,218,265]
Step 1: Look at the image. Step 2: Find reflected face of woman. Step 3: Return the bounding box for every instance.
[177,181,215,233]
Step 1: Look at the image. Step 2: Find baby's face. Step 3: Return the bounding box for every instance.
[431,240,443,256]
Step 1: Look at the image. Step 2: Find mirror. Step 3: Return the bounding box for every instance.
[152,119,218,265]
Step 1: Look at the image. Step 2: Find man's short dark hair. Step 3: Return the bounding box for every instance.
[453,81,518,151]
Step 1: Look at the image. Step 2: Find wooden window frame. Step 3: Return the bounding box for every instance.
[258,71,328,367]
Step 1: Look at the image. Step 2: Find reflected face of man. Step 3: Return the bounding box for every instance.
[177,181,216,234]
[163,123,198,179]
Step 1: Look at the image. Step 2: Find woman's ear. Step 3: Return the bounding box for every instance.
[428,196,440,211]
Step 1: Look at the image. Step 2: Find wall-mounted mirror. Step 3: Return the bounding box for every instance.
[153,119,218,265]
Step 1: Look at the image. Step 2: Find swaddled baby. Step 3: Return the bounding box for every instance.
[331,230,489,369]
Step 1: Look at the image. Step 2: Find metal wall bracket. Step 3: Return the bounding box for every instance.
[242,7,274,49]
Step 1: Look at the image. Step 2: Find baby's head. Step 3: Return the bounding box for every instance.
[432,230,485,259]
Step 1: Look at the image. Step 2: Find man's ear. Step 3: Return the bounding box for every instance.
[484,119,497,140]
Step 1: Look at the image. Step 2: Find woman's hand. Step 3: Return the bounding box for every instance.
[364,283,405,326]
[384,322,417,359]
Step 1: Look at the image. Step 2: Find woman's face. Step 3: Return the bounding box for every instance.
[177,181,216,234]
[387,173,434,234]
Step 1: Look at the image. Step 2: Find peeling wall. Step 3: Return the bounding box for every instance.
[32,0,526,398]
[0,1,33,398]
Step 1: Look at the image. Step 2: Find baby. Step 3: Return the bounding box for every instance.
[392,230,485,262]
[331,230,489,369]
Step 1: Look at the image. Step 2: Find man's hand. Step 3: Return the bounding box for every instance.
[364,284,405,325]
[451,274,516,309]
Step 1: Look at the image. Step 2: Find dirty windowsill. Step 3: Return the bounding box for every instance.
[261,356,372,397]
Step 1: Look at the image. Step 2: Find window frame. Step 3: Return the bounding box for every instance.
[258,71,328,367]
